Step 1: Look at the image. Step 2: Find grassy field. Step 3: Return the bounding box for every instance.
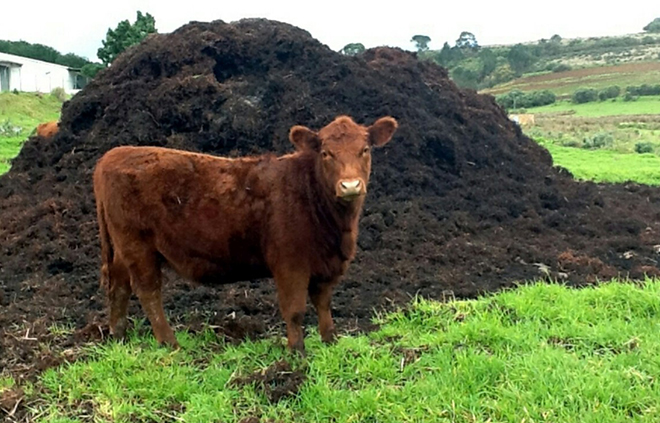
[0,92,62,174]
[512,94,660,184]
[3,281,659,422]
[482,62,660,97]
[540,141,660,185]
[525,96,660,117]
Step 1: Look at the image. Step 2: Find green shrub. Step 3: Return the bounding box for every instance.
[552,63,572,73]
[635,142,654,154]
[583,132,613,149]
[50,87,67,102]
[561,139,582,148]
[642,35,658,44]
[623,92,638,102]
[598,85,621,101]
[496,89,556,110]
[626,84,660,96]
[572,88,598,104]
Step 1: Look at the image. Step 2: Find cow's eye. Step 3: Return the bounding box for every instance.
[321,150,330,159]
[362,146,370,156]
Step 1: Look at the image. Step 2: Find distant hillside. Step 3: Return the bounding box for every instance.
[420,30,660,90]
[538,33,660,68]
[481,61,660,98]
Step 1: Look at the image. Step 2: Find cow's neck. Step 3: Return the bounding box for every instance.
[308,160,363,260]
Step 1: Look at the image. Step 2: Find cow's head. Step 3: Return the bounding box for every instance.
[289,115,397,202]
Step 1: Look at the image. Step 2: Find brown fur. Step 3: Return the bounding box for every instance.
[36,121,59,138]
[93,115,397,353]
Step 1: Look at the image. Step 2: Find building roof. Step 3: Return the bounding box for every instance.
[0,60,23,67]
[0,51,81,72]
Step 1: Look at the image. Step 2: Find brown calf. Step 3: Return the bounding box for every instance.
[36,121,59,138]
[93,115,397,353]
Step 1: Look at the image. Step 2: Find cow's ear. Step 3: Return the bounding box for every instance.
[368,117,398,147]
[289,125,321,151]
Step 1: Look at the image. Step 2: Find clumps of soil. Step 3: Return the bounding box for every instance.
[230,360,306,403]
[0,387,24,419]
[557,250,618,283]
[2,18,660,381]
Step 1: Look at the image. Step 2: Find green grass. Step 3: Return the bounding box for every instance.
[538,140,660,185]
[525,96,660,117]
[16,280,660,422]
[0,92,62,174]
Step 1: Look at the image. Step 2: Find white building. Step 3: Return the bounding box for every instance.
[0,52,89,95]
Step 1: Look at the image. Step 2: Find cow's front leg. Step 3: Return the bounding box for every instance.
[274,269,310,355]
[309,278,339,344]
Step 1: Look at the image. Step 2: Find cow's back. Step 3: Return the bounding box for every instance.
[94,146,274,284]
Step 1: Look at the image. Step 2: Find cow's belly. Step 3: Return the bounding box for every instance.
[156,232,271,285]
[162,251,272,285]
[195,262,272,285]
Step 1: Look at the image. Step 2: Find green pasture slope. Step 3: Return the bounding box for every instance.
[542,141,660,185]
[4,281,660,422]
[527,95,660,118]
[0,92,62,174]
[483,62,660,98]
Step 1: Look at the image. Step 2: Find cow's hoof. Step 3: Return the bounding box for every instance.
[321,328,337,344]
[322,335,337,345]
[160,338,180,349]
[110,319,128,340]
[289,340,306,357]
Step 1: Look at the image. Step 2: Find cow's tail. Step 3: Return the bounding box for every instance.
[96,200,113,291]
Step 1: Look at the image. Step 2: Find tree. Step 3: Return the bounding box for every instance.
[485,64,515,87]
[97,11,157,66]
[478,48,497,78]
[81,63,105,78]
[435,42,452,66]
[456,31,479,50]
[507,44,535,74]
[643,18,660,33]
[59,53,88,68]
[450,65,479,89]
[411,35,431,52]
[550,34,562,43]
[340,43,365,56]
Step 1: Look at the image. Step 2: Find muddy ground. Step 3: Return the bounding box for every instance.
[2,19,660,391]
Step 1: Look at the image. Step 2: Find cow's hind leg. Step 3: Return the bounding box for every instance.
[107,259,131,340]
[309,279,339,344]
[127,253,178,348]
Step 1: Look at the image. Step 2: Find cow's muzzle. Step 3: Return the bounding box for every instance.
[337,179,365,200]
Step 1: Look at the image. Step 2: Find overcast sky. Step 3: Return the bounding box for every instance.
[4,1,659,61]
